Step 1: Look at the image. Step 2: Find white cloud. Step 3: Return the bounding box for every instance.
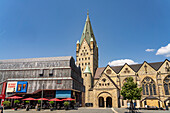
[156,43,170,57]
[108,59,138,66]
[145,49,155,52]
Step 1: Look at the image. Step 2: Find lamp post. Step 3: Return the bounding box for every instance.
[41,84,44,110]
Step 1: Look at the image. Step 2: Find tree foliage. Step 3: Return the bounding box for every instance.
[25,101,30,104]
[49,101,54,105]
[121,77,142,100]
[14,100,20,104]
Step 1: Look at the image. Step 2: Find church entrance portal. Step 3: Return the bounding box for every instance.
[99,97,104,107]
[106,97,112,107]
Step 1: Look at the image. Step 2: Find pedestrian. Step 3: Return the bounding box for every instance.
[0,106,3,113]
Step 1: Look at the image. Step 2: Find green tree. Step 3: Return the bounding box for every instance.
[3,101,11,107]
[25,101,30,104]
[121,77,142,112]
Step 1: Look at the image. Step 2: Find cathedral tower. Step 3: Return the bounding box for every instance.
[76,11,98,104]
[76,11,98,78]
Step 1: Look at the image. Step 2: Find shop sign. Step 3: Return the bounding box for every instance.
[16,81,28,93]
[56,90,71,98]
[6,82,17,92]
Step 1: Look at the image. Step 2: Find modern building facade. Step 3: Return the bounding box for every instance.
[76,12,170,108]
[0,56,84,105]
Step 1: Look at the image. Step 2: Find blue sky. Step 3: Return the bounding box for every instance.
[0,0,169,67]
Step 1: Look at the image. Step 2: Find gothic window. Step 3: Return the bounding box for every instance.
[165,62,170,72]
[123,78,127,84]
[124,68,130,73]
[102,78,106,82]
[163,75,170,95]
[142,77,156,95]
[106,69,112,74]
[144,65,147,74]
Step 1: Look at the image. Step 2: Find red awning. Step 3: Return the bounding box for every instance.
[22,98,36,101]
[6,96,23,99]
[62,98,75,101]
[35,98,49,101]
[49,98,63,101]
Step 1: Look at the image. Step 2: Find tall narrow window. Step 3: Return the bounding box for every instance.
[142,77,156,95]
[164,75,170,95]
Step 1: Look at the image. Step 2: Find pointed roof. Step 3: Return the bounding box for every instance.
[83,65,91,74]
[80,11,97,47]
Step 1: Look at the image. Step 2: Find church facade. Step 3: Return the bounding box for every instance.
[76,12,170,108]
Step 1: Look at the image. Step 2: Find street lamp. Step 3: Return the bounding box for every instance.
[41,84,44,110]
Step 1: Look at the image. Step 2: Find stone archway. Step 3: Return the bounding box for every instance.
[98,97,104,107]
[106,97,112,107]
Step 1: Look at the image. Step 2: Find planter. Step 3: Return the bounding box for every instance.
[64,106,69,110]
[37,108,41,111]
[26,107,29,111]
[14,107,18,111]
[50,108,53,111]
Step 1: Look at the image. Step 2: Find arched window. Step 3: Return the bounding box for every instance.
[164,75,170,95]
[142,77,156,95]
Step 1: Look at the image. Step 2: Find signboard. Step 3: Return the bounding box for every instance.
[1,82,7,95]
[6,82,17,92]
[56,90,71,98]
[16,81,28,93]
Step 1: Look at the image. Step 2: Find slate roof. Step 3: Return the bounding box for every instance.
[79,12,97,47]
[94,61,165,79]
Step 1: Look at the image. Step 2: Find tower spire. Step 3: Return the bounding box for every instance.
[80,11,97,47]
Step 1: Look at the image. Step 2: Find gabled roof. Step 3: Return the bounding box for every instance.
[79,11,97,47]
[94,60,168,79]
[93,73,119,89]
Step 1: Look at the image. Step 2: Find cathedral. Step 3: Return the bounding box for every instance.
[76,12,170,108]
